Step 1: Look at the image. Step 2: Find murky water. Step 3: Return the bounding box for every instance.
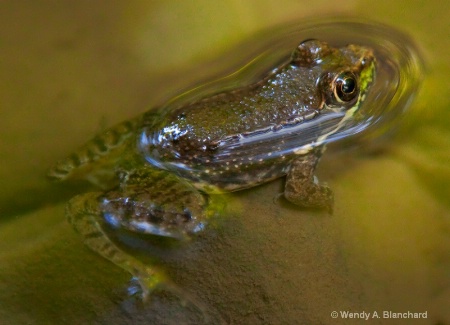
[0,2,448,325]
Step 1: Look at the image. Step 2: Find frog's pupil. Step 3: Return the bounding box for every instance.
[342,77,355,94]
[334,72,358,103]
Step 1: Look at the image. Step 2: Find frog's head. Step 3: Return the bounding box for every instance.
[292,39,376,117]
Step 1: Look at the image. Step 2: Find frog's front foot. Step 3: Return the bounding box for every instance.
[284,151,334,212]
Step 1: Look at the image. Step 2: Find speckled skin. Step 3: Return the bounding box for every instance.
[49,39,375,300]
[139,41,375,192]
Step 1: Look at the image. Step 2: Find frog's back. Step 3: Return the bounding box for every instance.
[138,40,375,191]
[137,62,324,190]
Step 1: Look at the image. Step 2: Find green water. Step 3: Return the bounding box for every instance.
[0,1,448,324]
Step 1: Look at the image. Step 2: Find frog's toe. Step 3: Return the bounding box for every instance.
[126,276,142,298]
[126,276,158,301]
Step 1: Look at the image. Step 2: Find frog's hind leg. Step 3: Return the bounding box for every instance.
[66,167,213,307]
[66,192,166,299]
[284,149,334,211]
[48,118,139,186]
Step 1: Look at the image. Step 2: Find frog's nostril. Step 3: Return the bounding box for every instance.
[182,209,193,221]
[361,54,374,67]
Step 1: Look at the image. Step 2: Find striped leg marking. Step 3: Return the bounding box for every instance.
[66,192,165,299]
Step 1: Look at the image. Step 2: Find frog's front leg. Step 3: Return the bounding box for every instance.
[66,166,210,300]
[284,148,334,211]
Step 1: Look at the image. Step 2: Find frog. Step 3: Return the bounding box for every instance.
[48,39,376,300]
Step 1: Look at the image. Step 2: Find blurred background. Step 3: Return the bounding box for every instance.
[0,1,448,324]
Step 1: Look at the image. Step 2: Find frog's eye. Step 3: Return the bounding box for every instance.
[333,72,359,103]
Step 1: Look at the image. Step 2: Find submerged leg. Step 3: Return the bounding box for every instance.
[66,192,166,299]
[284,149,334,211]
[47,118,140,187]
[66,167,214,300]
